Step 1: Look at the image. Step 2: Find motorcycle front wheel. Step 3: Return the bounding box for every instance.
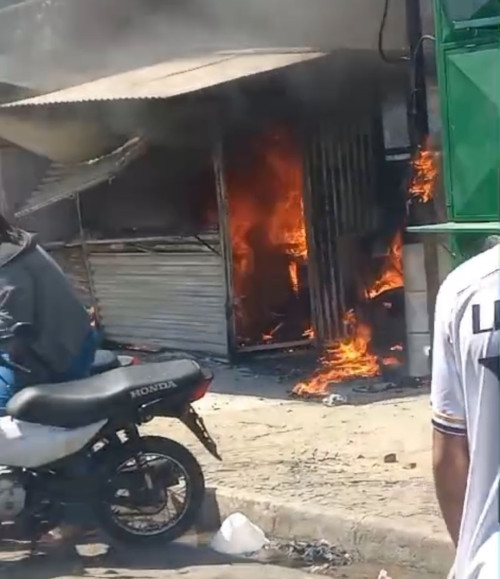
[95,436,205,545]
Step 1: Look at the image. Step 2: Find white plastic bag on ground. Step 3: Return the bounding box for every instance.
[210,512,269,555]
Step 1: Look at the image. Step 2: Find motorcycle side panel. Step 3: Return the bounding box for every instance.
[0,417,106,468]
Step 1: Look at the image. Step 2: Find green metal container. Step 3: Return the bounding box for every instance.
[434,0,500,223]
[408,1,500,264]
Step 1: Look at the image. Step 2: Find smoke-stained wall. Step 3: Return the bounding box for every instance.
[81,146,217,236]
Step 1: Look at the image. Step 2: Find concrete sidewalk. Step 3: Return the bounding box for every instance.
[144,366,454,575]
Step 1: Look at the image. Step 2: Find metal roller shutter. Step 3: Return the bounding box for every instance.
[89,237,229,356]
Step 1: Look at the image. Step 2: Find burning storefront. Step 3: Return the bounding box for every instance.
[217,115,409,387]
[0,49,433,391]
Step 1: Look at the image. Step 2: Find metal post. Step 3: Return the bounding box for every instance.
[212,136,237,359]
[405,0,430,146]
[75,193,99,322]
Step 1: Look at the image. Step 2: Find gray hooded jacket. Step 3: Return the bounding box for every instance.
[0,230,91,382]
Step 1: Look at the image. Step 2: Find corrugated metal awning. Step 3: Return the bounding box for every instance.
[16,137,146,217]
[1,49,326,108]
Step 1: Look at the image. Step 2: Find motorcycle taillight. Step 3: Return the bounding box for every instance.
[190,379,212,403]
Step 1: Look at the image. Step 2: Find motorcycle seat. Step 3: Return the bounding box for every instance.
[7,360,205,429]
[91,350,120,375]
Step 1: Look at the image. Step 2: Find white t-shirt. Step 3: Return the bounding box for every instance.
[431,246,500,579]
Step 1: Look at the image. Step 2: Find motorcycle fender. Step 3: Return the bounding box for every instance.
[180,406,221,461]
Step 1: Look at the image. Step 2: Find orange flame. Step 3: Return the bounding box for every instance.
[226,127,310,343]
[289,261,299,295]
[302,327,315,340]
[293,310,380,397]
[365,232,404,300]
[266,134,308,261]
[265,129,308,298]
[381,356,400,367]
[409,144,438,203]
[293,231,405,397]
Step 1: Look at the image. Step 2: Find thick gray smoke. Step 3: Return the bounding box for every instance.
[0,0,406,91]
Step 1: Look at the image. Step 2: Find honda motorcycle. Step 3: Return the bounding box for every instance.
[0,324,220,548]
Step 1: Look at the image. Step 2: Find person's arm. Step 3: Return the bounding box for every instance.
[431,280,469,547]
[432,428,469,546]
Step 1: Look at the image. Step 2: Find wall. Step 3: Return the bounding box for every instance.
[81,146,217,236]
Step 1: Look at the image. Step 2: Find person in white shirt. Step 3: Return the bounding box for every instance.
[431,242,500,578]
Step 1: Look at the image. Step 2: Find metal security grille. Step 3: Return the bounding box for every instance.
[303,116,383,342]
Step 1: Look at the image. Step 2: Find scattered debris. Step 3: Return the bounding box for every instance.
[116,343,163,354]
[268,539,352,571]
[352,381,397,394]
[384,453,398,464]
[210,513,269,555]
[323,393,348,406]
[377,570,393,579]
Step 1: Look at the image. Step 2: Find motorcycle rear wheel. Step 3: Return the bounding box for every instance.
[95,436,205,545]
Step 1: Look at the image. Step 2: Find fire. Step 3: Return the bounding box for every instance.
[381,356,400,367]
[409,144,438,203]
[265,128,308,297]
[294,231,405,396]
[289,261,299,294]
[365,232,403,300]
[226,127,309,343]
[302,327,315,340]
[293,310,380,397]
[263,129,307,259]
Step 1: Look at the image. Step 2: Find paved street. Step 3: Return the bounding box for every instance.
[144,366,443,538]
[0,542,310,579]
[0,541,429,579]
[0,368,444,579]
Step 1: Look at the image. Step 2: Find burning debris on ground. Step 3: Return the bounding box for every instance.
[292,229,406,399]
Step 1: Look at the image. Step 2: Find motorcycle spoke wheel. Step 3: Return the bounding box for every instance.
[96,437,205,545]
[109,454,189,536]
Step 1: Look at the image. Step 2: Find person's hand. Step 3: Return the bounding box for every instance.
[88,306,97,328]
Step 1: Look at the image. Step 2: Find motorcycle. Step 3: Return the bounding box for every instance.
[0,323,220,548]
[90,348,139,375]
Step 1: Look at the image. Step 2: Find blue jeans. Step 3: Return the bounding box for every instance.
[0,330,98,416]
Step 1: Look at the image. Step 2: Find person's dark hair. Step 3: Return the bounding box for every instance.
[0,213,22,244]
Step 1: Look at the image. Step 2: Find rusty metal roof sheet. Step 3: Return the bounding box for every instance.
[16,137,146,217]
[1,50,325,108]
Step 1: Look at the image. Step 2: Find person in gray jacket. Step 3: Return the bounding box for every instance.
[0,214,96,412]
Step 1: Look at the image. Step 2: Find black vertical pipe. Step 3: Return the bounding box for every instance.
[405,0,429,146]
